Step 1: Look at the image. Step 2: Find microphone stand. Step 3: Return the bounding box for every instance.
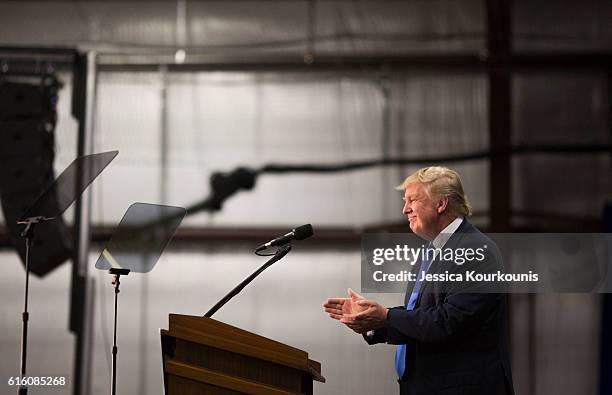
[204,244,292,318]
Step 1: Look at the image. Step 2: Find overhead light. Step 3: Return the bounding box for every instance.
[174,49,186,64]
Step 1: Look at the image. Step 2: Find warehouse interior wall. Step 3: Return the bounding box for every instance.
[0,1,610,394]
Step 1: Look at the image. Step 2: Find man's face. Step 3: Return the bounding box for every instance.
[402,183,439,241]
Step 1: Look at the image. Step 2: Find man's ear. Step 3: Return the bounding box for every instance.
[437,197,449,214]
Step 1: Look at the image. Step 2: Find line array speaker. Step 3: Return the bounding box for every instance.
[0,74,72,277]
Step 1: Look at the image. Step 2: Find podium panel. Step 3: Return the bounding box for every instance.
[161,314,324,395]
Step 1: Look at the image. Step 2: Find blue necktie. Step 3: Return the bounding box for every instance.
[395,243,433,379]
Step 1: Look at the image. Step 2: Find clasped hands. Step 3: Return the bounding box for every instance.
[323,288,388,334]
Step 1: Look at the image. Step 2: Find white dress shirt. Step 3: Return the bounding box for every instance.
[431,216,464,249]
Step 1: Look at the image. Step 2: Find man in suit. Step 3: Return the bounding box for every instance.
[323,166,514,395]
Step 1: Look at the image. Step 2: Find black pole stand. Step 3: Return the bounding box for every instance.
[108,268,130,395]
[16,216,54,395]
[204,244,292,318]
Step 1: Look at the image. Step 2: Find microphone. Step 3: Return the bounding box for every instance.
[255,224,314,253]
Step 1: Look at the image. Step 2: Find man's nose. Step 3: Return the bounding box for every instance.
[403,202,411,214]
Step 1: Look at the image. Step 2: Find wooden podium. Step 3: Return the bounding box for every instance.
[160,314,325,394]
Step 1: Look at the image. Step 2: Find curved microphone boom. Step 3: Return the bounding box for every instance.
[204,244,292,318]
[254,224,314,253]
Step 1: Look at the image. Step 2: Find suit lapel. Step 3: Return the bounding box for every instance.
[404,256,423,306]
[414,219,473,307]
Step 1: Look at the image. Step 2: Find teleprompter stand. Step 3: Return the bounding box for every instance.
[95,202,186,395]
[14,150,118,395]
[16,216,52,395]
[108,268,130,395]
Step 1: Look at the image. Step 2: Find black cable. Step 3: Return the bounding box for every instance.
[183,143,612,217]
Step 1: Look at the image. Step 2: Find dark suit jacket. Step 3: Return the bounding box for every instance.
[365,219,514,395]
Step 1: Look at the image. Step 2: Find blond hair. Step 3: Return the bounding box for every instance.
[397,166,472,217]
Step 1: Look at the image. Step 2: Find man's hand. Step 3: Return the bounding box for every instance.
[343,288,368,315]
[323,288,367,320]
[324,289,387,334]
[341,299,388,334]
[323,297,345,320]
